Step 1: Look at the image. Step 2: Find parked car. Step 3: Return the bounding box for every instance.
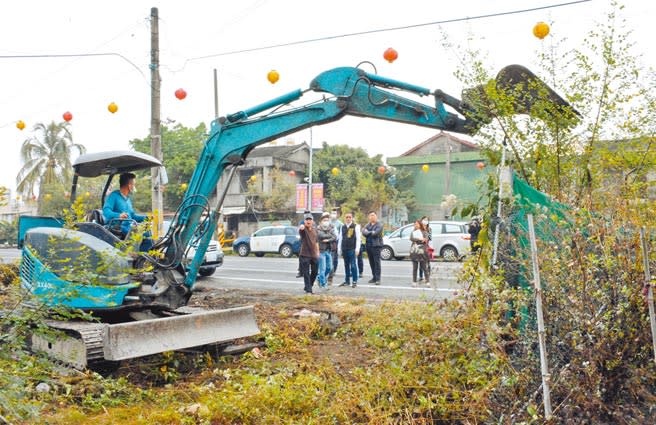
[162,221,224,276]
[381,220,470,262]
[232,225,301,258]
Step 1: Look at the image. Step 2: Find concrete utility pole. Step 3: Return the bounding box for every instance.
[150,7,163,236]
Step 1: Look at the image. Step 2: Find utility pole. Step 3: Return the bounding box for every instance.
[150,7,163,237]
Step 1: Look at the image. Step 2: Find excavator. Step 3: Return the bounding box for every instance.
[17,64,574,369]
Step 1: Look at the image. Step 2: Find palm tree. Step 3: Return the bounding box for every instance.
[16,121,85,197]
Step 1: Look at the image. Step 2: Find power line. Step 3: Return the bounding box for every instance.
[0,52,149,84]
[185,0,592,63]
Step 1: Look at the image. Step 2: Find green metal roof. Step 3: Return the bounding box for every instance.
[387,150,484,165]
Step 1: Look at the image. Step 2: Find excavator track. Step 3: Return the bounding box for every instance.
[31,320,120,372]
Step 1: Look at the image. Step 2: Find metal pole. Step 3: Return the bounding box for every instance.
[491,143,506,266]
[527,214,553,419]
[307,128,313,212]
[213,68,219,120]
[150,7,163,237]
[640,227,656,364]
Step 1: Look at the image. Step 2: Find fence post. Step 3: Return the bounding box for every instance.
[639,227,656,364]
[527,214,553,419]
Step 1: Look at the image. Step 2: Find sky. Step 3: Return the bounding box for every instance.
[0,0,654,196]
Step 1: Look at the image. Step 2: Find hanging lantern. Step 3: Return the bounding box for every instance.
[331,167,340,176]
[63,111,73,122]
[267,70,280,84]
[249,175,257,182]
[378,165,386,175]
[16,120,25,130]
[383,47,398,63]
[533,22,550,39]
[108,102,118,113]
[180,183,188,191]
[288,170,296,177]
[174,88,187,100]
[421,164,429,173]
[476,161,485,170]
[44,194,52,201]
[32,194,37,201]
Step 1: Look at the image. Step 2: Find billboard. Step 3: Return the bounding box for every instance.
[295,183,324,213]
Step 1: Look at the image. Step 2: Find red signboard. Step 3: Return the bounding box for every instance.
[295,183,324,213]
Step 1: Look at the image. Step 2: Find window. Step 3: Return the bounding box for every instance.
[443,224,463,234]
[253,228,272,237]
[400,225,414,238]
[271,228,286,236]
[284,227,297,236]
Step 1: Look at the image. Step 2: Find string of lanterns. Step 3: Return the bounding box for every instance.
[15,22,548,132]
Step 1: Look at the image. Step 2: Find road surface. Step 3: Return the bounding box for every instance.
[1,249,466,301]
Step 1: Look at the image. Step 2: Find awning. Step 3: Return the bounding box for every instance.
[221,206,247,215]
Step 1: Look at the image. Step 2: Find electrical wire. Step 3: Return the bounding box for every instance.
[183,0,592,64]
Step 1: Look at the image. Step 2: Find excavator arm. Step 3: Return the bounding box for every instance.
[150,64,575,306]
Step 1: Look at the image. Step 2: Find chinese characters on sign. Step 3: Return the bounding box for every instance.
[295,183,324,213]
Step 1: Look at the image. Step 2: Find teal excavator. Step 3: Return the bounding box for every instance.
[17,64,574,369]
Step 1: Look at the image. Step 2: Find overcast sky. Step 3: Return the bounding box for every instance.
[0,0,653,195]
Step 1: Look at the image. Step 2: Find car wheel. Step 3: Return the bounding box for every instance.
[440,245,458,262]
[198,267,216,277]
[380,246,394,261]
[237,244,250,257]
[255,252,265,257]
[279,244,293,258]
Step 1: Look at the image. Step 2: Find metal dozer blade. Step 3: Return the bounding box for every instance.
[32,306,260,371]
[461,64,580,132]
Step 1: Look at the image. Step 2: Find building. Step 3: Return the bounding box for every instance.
[217,142,310,237]
[386,131,485,220]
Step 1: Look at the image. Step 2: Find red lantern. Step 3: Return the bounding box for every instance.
[288,170,296,177]
[63,111,73,122]
[476,162,485,170]
[174,88,187,100]
[383,47,398,63]
[378,166,386,175]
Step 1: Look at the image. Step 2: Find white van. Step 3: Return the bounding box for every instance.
[381,221,470,262]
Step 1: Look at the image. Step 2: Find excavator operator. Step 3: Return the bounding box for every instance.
[103,172,153,251]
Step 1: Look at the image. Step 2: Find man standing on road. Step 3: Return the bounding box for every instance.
[298,213,319,294]
[316,212,336,289]
[328,210,342,284]
[337,212,360,288]
[362,211,384,284]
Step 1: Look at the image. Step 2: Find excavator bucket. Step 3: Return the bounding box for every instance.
[461,64,579,132]
[31,306,260,369]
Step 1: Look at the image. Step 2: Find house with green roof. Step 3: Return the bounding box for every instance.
[386,131,486,221]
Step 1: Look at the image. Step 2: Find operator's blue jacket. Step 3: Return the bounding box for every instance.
[103,190,146,235]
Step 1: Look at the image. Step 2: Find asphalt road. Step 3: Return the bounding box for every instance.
[197,255,465,301]
[2,248,466,301]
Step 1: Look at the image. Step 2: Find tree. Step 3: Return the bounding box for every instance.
[245,167,296,215]
[129,123,208,212]
[16,122,85,198]
[312,142,415,222]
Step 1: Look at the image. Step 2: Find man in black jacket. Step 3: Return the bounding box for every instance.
[362,211,384,284]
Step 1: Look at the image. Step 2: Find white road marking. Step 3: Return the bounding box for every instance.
[212,276,457,292]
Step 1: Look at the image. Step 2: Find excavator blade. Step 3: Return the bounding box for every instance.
[32,306,259,369]
[103,306,259,361]
[461,64,579,132]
